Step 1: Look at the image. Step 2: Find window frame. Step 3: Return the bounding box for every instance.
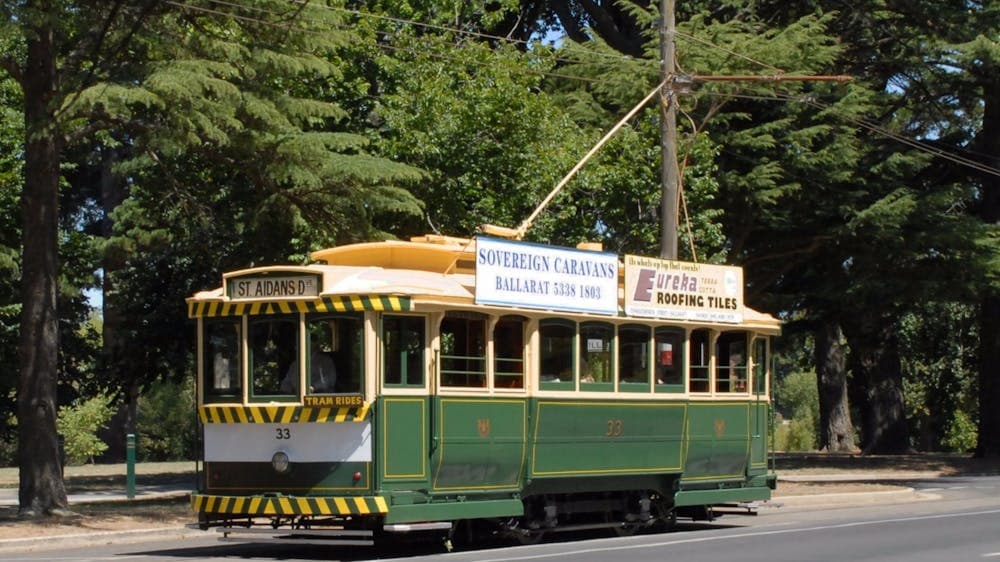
[579,321,615,392]
[380,314,427,389]
[305,313,364,396]
[438,311,488,389]
[538,318,576,391]
[617,323,651,393]
[653,326,686,394]
[201,318,244,403]
[689,328,712,394]
[493,315,527,391]
[715,330,749,394]
[247,314,300,403]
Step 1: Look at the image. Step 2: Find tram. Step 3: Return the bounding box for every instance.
[188,234,779,545]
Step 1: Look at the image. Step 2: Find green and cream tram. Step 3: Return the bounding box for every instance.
[188,234,779,544]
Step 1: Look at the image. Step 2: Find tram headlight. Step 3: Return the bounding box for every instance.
[271,451,291,474]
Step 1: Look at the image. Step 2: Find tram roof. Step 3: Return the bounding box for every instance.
[310,235,477,275]
[187,235,780,332]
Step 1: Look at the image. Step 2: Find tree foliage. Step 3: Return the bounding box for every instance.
[56,393,113,465]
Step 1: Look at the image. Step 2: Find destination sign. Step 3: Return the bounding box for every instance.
[227,274,320,300]
[623,255,744,323]
[475,237,619,315]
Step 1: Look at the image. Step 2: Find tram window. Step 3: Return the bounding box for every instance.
[250,316,299,400]
[689,329,711,393]
[306,314,363,395]
[382,315,425,387]
[580,321,613,391]
[494,315,525,389]
[539,319,574,391]
[753,337,768,395]
[716,331,748,393]
[203,320,241,402]
[654,327,685,392]
[618,324,650,390]
[440,312,487,388]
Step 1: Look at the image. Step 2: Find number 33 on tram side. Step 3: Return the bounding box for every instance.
[188,235,780,545]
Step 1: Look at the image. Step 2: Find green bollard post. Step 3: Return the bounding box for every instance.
[126,433,136,500]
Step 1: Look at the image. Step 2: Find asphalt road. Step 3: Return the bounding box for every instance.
[4,475,1000,562]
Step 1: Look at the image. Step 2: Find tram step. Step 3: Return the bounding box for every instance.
[214,526,374,546]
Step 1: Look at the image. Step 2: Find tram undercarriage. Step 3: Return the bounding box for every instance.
[194,488,693,548]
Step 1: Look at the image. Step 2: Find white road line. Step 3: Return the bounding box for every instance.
[453,509,1000,562]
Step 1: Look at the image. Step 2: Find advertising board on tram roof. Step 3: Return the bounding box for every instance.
[623,254,744,323]
[474,237,619,315]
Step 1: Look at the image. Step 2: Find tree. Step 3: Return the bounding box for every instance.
[0,72,22,465]
[1,0,424,516]
[373,33,586,240]
[815,322,856,452]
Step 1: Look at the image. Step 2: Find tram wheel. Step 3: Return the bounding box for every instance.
[515,529,544,545]
[653,503,678,531]
[611,522,640,537]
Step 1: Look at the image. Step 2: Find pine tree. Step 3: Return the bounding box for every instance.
[1,0,424,516]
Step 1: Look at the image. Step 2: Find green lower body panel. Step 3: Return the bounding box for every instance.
[384,499,524,524]
[673,486,771,506]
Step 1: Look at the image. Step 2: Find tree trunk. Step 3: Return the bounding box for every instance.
[18,0,70,516]
[815,321,857,452]
[975,75,1000,458]
[843,313,910,454]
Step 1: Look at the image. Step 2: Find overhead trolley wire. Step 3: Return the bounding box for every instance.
[702,89,1000,179]
[165,0,623,87]
[165,1,1000,181]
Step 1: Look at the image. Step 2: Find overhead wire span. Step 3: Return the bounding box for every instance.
[164,3,1000,185]
[168,0,625,87]
[708,89,1000,179]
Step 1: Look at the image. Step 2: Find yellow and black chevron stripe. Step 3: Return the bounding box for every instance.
[188,295,411,318]
[199,403,371,424]
[192,493,388,516]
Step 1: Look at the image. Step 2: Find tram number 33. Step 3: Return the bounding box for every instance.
[606,419,624,437]
[275,427,292,440]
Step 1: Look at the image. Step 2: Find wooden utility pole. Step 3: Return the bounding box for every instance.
[656,0,849,260]
[659,0,679,259]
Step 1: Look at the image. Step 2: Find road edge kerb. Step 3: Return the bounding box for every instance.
[770,486,928,508]
[0,526,202,553]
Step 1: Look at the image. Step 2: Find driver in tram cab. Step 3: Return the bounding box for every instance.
[280,332,338,394]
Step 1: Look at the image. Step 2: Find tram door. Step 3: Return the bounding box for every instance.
[377,315,433,491]
[748,337,770,472]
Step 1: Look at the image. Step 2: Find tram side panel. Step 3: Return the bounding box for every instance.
[675,401,774,507]
[525,400,686,496]
[430,398,527,491]
[376,396,526,524]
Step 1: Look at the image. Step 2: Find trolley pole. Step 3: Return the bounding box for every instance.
[659,0,679,260]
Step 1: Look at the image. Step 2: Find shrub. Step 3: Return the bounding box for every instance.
[942,410,977,453]
[774,370,819,451]
[137,377,197,461]
[57,394,114,465]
